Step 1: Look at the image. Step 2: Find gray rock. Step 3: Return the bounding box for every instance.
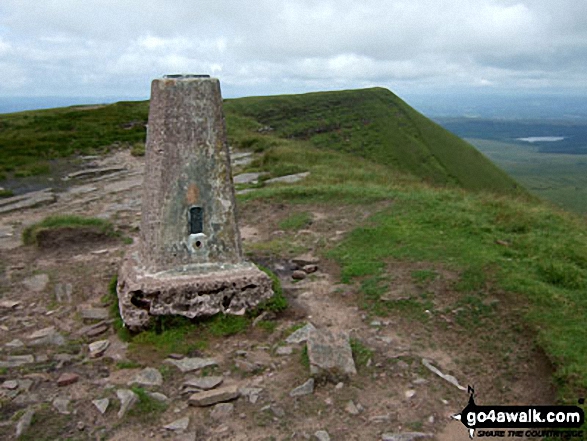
[28,326,55,340]
[65,166,126,180]
[116,389,138,419]
[0,300,20,308]
[18,379,33,392]
[182,376,223,391]
[92,398,109,415]
[0,355,35,368]
[289,378,314,397]
[233,172,265,184]
[265,172,310,184]
[285,323,317,344]
[276,346,293,356]
[303,264,319,274]
[345,400,360,415]
[239,387,263,404]
[164,416,190,431]
[314,430,330,441]
[53,397,71,414]
[29,330,66,347]
[0,189,56,215]
[2,380,19,390]
[210,403,234,421]
[80,307,110,320]
[16,407,35,438]
[307,327,357,380]
[381,433,434,441]
[131,367,163,386]
[147,392,169,402]
[291,253,320,266]
[89,340,110,358]
[188,384,239,407]
[292,270,307,280]
[22,274,50,292]
[55,283,73,303]
[165,357,217,373]
[5,339,24,348]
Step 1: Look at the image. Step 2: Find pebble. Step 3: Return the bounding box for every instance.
[303,264,318,274]
[345,400,360,415]
[188,385,240,407]
[2,380,19,390]
[182,376,223,391]
[165,357,217,373]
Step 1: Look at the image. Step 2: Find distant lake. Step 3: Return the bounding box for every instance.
[517,136,565,143]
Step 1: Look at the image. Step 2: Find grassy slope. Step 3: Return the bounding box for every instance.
[225,88,523,195]
[0,101,148,177]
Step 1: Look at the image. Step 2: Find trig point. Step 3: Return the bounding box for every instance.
[117,75,273,331]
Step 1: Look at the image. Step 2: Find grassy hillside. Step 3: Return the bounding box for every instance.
[0,101,148,179]
[224,88,523,195]
[0,88,523,198]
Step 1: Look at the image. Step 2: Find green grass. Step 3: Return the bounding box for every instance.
[0,189,14,198]
[225,88,524,196]
[328,187,587,400]
[0,101,148,178]
[22,214,116,246]
[128,386,167,420]
[350,338,374,369]
[470,138,587,214]
[278,211,312,230]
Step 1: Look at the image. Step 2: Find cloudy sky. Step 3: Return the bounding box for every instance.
[1,0,586,100]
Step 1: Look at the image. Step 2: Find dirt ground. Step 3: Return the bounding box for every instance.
[0,150,556,440]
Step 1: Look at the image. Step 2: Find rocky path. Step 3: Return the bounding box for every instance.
[0,150,547,440]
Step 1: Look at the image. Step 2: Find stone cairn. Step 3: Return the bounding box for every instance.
[117,75,273,331]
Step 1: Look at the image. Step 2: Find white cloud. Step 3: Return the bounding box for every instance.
[0,0,586,97]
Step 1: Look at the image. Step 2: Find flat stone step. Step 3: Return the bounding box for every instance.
[0,189,56,214]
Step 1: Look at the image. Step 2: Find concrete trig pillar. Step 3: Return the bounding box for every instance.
[117,75,273,331]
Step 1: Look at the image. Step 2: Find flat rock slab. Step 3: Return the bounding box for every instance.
[292,253,320,266]
[0,355,35,368]
[182,376,223,391]
[164,416,190,432]
[117,388,138,419]
[233,172,266,184]
[80,307,110,320]
[89,340,110,358]
[57,372,80,387]
[188,384,240,407]
[265,172,310,185]
[285,323,317,344]
[307,328,357,380]
[23,274,50,292]
[289,378,314,397]
[0,189,56,214]
[210,403,234,421]
[165,357,217,373]
[64,166,126,180]
[92,398,110,415]
[131,367,163,386]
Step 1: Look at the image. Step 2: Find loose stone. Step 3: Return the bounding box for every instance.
[188,384,239,407]
[164,416,190,432]
[92,398,110,415]
[116,389,138,419]
[57,372,80,387]
[289,378,314,397]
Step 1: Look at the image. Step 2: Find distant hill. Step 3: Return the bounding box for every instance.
[224,88,523,195]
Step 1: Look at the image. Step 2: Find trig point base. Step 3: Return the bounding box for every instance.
[117,75,273,331]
